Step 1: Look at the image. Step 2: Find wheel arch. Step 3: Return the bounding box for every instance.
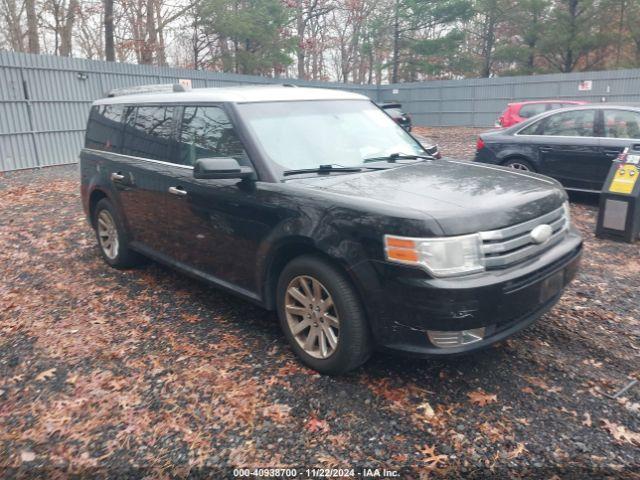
[88,188,110,226]
[263,239,342,310]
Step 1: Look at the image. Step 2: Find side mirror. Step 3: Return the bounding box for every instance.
[193,157,254,180]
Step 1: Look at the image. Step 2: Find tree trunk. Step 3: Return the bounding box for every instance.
[391,0,400,83]
[104,0,115,61]
[154,0,166,66]
[140,0,157,64]
[481,13,495,78]
[296,0,306,79]
[60,0,79,57]
[26,0,39,54]
[563,0,578,72]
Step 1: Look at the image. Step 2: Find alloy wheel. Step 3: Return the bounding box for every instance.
[507,162,530,171]
[97,210,119,260]
[284,275,339,359]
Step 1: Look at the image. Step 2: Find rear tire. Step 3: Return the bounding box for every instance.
[93,198,144,269]
[276,255,372,374]
[503,158,535,172]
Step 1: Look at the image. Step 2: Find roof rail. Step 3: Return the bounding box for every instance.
[106,83,190,98]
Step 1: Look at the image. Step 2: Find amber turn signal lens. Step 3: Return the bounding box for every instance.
[386,248,419,263]
[385,237,416,248]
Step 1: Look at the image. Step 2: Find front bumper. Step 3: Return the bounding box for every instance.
[359,229,582,356]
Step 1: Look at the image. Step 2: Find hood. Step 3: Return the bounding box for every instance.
[292,160,566,235]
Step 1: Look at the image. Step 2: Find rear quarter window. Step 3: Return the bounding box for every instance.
[519,104,547,118]
[85,105,125,152]
[123,106,175,161]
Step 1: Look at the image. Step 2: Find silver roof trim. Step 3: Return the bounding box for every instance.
[93,85,368,106]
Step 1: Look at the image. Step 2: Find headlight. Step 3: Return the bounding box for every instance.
[384,234,485,277]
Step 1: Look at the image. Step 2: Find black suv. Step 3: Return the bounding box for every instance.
[80,85,582,374]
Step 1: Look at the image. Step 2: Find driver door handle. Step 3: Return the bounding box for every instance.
[168,186,187,197]
[110,172,125,182]
[539,146,552,153]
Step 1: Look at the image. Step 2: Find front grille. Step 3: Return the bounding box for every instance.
[480,205,569,269]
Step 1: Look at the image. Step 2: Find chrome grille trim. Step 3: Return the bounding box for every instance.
[428,328,486,348]
[479,205,569,269]
[479,206,565,241]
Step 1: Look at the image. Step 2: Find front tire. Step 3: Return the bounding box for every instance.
[93,198,144,269]
[276,255,372,374]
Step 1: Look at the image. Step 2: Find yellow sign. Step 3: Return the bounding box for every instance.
[609,165,639,194]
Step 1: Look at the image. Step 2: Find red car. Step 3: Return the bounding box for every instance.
[496,100,587,128]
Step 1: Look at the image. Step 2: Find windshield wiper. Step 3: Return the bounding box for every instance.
[283,163,383,176]
[363,153,434,164]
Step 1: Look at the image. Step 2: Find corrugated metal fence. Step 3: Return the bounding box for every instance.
[0,51,376,172]
[379,69,640,127]
[2,50,640,171]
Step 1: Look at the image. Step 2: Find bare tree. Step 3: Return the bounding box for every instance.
[26,0,39,53]
[104,0,115,60]
[1,0,26,52]
[292,0,335,79]
[59,0,78,56]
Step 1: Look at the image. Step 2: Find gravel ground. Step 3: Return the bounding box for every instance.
[412,127,487,160]
[1,129,639,479]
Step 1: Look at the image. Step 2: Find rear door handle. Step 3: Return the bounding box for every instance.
[168,186,187,197]
[539,146,552,152]
[110,172,125,182]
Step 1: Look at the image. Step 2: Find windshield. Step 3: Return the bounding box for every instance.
[236,100,424,172]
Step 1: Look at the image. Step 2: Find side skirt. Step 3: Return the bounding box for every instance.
[130,241,265,307]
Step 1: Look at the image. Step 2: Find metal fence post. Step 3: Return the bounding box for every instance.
[19,66,41,168]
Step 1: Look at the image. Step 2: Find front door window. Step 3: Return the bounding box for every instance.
[538,110,596,137]
[177,106,248,166]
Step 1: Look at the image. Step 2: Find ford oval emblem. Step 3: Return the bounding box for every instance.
[530,224,553,244]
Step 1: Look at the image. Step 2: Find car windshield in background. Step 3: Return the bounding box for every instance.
[237,100,424,172]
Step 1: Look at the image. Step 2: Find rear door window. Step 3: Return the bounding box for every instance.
[176,106,247,166]
[519,104,547,118]
[85,105,124,152]
[123,106,175,161]
[603,110,640,139]
[537,109,596,137]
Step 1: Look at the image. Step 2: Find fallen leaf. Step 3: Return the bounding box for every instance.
[417,401,435,420]
[262,404,291,423]
[525,376,562,393]
[305,416,329,434]
[417,445,448,468]
[35,368,56,381]
[20,450,36,462]
[506,442,526,459]
[467,390,497,406]
[601,419,640,446]
[582,412,592,427]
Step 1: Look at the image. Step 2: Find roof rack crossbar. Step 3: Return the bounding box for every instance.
[106,83,190,98]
